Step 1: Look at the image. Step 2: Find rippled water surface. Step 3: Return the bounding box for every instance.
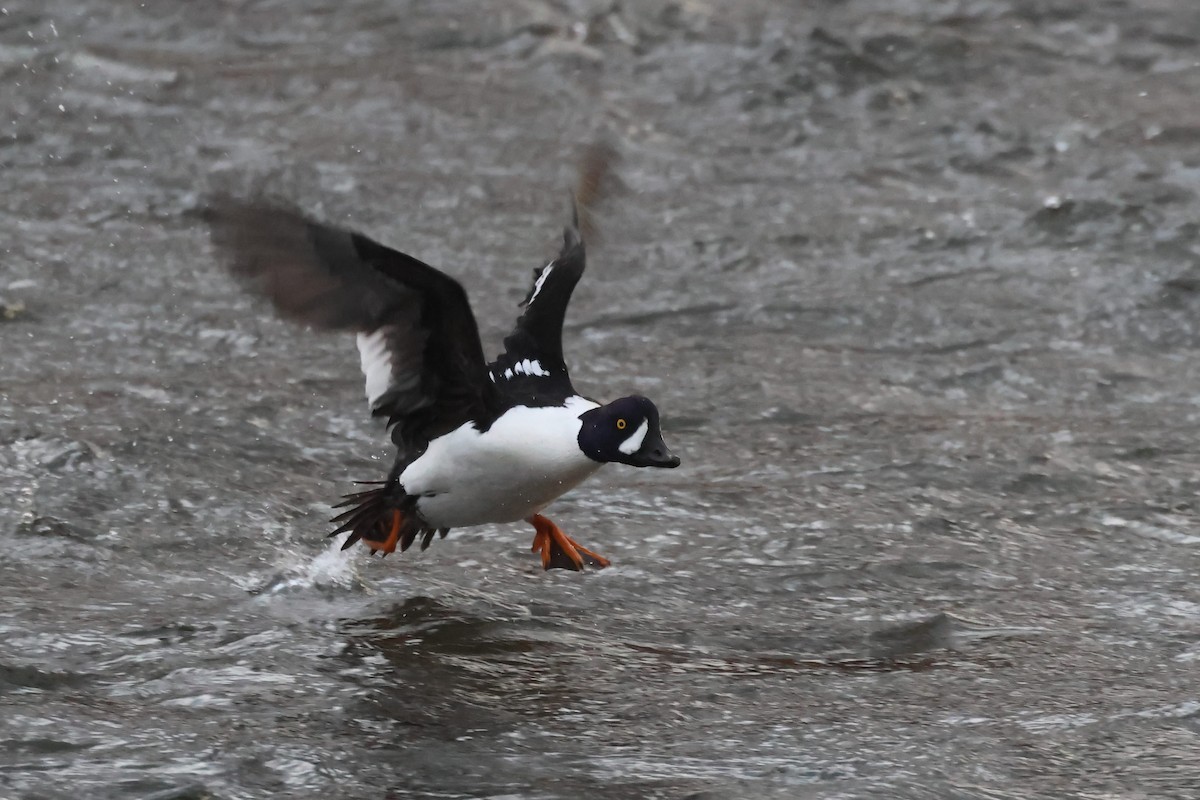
[4,2,1200,798]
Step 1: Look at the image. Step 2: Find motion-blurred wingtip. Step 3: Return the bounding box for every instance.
[571,140,618,245]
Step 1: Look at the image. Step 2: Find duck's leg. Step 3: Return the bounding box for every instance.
[527,514,610,571]
[360,509,403,556]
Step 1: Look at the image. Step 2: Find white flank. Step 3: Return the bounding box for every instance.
[617,418,649,455]
[356,330,393,407]
[527,263,554,305]
[399,395,603,527]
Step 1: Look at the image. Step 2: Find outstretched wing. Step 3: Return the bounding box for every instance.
[489,143,615,406]
[207,198,500,450]
[489,226,585,405]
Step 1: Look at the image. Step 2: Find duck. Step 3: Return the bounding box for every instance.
[206,148,679,571]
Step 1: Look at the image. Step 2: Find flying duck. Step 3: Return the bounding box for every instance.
[207,151,679,571]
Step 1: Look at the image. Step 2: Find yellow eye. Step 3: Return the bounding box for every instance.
[616,418,627,430]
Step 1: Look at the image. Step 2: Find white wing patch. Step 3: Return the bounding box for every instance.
[527,263,554,305]
[617,418,649,455]
[356,330,393,408]
[516,358,550,377]
[499,358,551,381]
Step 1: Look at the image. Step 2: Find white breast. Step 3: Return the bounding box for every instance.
[399,396,604,528]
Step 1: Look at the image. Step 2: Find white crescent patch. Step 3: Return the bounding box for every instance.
[617,418,649,455]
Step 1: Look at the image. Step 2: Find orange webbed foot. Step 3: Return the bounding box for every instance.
[527,514,611,571]
[361,509,402,556]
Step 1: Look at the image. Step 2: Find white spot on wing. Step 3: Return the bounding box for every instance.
[617,418,649,455]
[527,263,554,305]
[500,358,552,381]
[357,330,393,407]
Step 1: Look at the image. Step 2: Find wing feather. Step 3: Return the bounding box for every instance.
[490,144,616,404]
[208,198,498,449]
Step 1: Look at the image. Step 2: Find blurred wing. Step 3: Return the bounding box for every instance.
[208,198,499,446]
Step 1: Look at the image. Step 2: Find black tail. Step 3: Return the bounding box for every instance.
[329,482,448,556]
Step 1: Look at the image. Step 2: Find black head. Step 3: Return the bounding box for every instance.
[578,396,680,468]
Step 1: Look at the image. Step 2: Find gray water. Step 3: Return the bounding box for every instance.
[4,2,1200,798]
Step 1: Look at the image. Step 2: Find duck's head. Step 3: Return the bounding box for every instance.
[578,395,680,468]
